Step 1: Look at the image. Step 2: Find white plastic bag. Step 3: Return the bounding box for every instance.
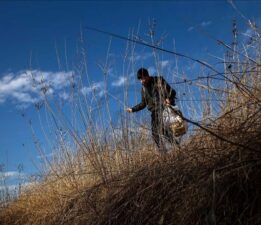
[163,105,187,136]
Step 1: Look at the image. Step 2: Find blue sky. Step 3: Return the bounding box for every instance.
[0,1,260,191]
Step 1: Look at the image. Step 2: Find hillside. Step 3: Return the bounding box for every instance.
[0,24,261,225]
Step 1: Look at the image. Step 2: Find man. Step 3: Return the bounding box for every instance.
[127,68,176,151]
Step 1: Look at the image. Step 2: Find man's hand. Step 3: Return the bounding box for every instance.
[165,98,171,105]
[126,108,133,113]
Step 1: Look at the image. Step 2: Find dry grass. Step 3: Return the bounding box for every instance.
[0,21,261,225]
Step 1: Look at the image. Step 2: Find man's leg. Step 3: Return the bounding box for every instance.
[151,112,166,152]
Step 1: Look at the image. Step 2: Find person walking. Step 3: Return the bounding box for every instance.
[127,68,176,152]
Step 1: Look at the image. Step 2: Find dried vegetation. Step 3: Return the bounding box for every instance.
[0,21,260,225]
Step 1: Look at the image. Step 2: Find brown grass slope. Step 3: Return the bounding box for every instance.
[1,31,261,225]
[1,77,260,225]
[60,98,261,225]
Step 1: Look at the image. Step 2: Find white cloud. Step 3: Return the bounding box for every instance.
[188,26,194,32]
[0,184,18,191]
[98,89,106,97]
[21,181,38,190]
[112,76,128,87]
[11,92,37,103]
[242,28,253,37]
[188,20,212,32]
[0,171,25,178]
[148,66,156,75]
[0,70,73,106]
[0,72,30,95]
[1,74,14,83]
[81,82,104,95]
[241,23,260,46]
[200,21,212,27]
[59,92,70,100]
[37,152,55,159]
[160,60,170,69]
[81,87,91,95]
[0,181,37,192]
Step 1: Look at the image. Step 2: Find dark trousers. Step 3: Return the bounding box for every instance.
[151,110,174,151]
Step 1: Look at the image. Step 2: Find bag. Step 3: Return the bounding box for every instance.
[162,105,187,136]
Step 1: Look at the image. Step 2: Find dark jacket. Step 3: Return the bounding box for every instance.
[132,76,176,112]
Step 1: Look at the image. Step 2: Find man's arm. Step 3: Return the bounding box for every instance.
[129,88,147,112]
[161,77,176,105]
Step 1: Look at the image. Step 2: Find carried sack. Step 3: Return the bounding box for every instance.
[162,105,187,136]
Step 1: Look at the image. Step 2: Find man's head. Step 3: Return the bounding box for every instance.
[137,68,150,86]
